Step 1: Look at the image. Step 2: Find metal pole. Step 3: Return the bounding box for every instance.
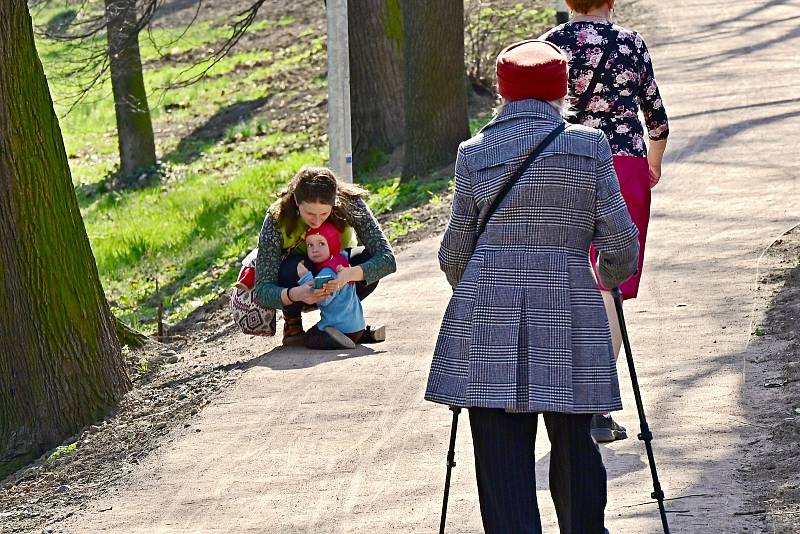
[611,288,670,533]
[325,0,353,182]
[439,406,461,534]
[555,0,569,24]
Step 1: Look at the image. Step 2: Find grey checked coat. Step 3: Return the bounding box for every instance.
[425,99,639,414]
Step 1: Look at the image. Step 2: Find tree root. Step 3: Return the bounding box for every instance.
[114,317,149,348]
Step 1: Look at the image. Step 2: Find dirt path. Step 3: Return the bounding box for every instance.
[58,0,800,532]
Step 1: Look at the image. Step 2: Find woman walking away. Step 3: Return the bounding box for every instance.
[253,167,395,346]
[543,0,670,442]
[425,40,639,533]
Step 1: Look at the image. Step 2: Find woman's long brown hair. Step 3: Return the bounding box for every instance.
[274,166,369,236]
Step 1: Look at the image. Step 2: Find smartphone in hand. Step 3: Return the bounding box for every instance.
[313,274,334,289]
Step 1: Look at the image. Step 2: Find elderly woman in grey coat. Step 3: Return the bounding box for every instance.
[425,40,639,533]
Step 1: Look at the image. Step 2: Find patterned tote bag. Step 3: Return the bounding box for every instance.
[230,248,277,336]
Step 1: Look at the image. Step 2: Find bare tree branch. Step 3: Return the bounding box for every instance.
[160,0,268,89]
[145,0,202,61]
[33,0,270,115]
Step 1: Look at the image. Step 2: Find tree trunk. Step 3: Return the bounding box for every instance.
[105,0,157,182]
[0,0,131,479]
[347,0,405,174]
[401,0,469,180]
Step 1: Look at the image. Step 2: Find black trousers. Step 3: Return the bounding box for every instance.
[468,408,607,534]
[277,246,377,319]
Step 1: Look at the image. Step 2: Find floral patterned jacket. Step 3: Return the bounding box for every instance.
[543,20,669,157]
[253,195,396,310]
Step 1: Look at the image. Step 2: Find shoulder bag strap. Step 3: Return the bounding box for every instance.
[572,26,620,115]
[477,122,567,238]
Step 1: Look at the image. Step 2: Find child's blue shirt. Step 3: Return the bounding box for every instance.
[299,267,365,334]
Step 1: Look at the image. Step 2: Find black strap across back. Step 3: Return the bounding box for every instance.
[478,122,567,238]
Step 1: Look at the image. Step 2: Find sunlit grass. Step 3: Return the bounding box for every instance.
[27,2,329,330]
[28,0,544,333]
[361,175,452,217]
[87,147,326,330]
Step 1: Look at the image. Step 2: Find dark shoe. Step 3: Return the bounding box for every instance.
[361,324,386,343]
[591,414,628,443]
[282,316,304,346]
[323,327,356,349]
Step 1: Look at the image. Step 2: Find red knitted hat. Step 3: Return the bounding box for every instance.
[496,39,568,102]
[305,221,342,256]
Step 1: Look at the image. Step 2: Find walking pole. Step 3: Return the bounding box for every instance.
[439,406,461,534]
[611,288,670,533]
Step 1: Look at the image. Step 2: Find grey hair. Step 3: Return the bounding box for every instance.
[548,97,566,114]
[495,97,569,118]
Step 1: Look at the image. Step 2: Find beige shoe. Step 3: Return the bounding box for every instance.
[362,324,386,343]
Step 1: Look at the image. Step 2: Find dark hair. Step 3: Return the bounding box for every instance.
[565,0,610,13]
[275,166,369,235]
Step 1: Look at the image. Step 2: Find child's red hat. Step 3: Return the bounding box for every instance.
[305,221,342,256]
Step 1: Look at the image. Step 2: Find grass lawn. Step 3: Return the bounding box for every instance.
[32,0,553,333]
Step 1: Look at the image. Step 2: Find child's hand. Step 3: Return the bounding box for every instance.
[335,265,353,286]
[297,261,309,277]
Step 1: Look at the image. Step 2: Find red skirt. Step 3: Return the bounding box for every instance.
[590,155,651,300]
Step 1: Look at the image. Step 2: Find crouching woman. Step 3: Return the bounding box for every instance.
[253,167,396,346]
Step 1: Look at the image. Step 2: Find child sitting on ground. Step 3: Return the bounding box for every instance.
[297,221,365,349]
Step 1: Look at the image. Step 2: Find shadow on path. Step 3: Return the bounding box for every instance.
[256,343,388,371]
[669,97,800,122]
[676,108,800,158]
[534,447,647,491]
